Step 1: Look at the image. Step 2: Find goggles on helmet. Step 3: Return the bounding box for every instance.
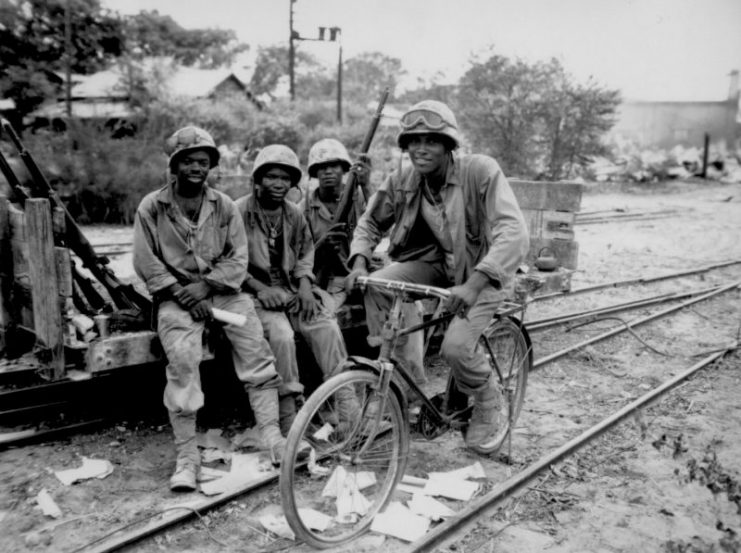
[399,109,450,131]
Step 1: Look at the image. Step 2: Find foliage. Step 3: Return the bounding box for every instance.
[250,44,334,100]
[343,52,404,105]
[455,50,620,180]
[0,0,124,115]
[122,10,248,68]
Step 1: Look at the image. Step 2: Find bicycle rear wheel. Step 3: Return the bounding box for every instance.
[280,368,409,548]
[472,316,531,454]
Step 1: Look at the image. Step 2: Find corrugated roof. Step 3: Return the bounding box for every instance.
[31,100,136,119]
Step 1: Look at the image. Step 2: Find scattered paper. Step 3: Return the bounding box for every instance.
[307,448,330,476]
[407,495,455,521]
[259,514,295,540]
[312,423,334,441]
[297,508,333,531]
[336,481,371,519]
[201,448,231,464]
[423,477,479,501]
[200,452,275,496]
[196,429,232,452]
[36,489,62,518]
[322,466,377,498]
[54,457,114,486]
[231,427,263,450]
[197,466,229,483]
[370,502,430,542]
[428,461,486,481]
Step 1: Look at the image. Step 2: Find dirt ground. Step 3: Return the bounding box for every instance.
[1,179,740,553]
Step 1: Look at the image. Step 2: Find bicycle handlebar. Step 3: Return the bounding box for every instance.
[356,276,451,300]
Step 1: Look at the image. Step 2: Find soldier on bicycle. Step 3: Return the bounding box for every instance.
[346,100,530,453]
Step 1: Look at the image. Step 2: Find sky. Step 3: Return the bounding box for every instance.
[101,0,741,102]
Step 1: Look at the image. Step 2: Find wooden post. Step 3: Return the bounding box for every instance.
[0,195,12,354]
[26,198,65,380]
[701,133,710,179]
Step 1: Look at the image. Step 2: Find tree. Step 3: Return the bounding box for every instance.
[455,50,620,180]
[250,44,334,101]
[122,10,248,68]
[0,0,124,116]
[343,52,405,104]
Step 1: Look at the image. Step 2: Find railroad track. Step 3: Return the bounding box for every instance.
[3,261,740,552]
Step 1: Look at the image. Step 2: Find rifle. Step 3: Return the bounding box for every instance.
[314,88,389,287]
[0,119,152,319]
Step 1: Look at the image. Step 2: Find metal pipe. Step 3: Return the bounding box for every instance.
[533,281,739,369]
[408,344,736,552]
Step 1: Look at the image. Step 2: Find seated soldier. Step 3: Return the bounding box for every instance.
[235,144,351,433]
[300,138,371,312]
[133,126,286,491]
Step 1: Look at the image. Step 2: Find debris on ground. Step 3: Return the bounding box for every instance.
[53,457,114,485]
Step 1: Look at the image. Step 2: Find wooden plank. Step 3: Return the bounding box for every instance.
[52,206,66,243]
[26,198,65,380]
[8,202,25,240]
[55,247,73,298]
[0,196,11,352]
[85,331,214,373]
[510,180,583,212]
[526,238,580,271]
[521,209,575,240]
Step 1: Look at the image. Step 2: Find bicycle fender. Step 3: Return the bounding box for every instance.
[343,356,408,412]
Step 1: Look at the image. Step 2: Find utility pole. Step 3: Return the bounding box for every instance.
[334,27,342,124]
[288,0,296,101]
[64,0,72,117]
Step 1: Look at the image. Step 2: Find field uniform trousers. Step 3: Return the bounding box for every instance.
[251,287,348,398]
[365,260,509,395]
[158,293,281,465]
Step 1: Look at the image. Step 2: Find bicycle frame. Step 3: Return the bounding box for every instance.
[356,276,528,440]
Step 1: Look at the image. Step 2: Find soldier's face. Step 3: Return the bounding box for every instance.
[316,162,345,197]
[406,134,447,176]
[257,166,292,203]
[175,150,211,187]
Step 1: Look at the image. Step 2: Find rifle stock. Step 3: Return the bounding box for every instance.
[314,88,389,288]
[0,119,151,317]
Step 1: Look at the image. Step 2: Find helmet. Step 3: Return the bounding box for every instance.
[165,126,220,170]
[252,144,302,186]
[307,138,352,178]
[396,100,460,150]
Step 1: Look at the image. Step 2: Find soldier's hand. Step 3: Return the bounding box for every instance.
[350,156,372,188]
[295,285,318,322]
[175,281,211,308]
[190,300,212,321]
[345,267,368,294]
[257,286,290,310]
[445,283,479,318]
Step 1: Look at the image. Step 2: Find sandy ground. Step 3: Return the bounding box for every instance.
[1,180,740,553]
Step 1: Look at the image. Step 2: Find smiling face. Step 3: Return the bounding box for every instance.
[174,149,211,193]
[256,165,292,206]
[405,134,449,177]
[315,161,345,201]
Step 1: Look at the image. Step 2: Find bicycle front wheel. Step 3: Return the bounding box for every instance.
[280,368,409,549]
[472,316,531,455]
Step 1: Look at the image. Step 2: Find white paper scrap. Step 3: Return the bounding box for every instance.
[54,457,114,486]
[312,422,334,442]
[370,502,430,542]
[307,448,330,476]
[423,477,479,501]
[297,508,333,531]
[259,514,295,540]
[407,494,455,521]
[36,488,62,518]
[337,482,371,518]
[428,461,486,481]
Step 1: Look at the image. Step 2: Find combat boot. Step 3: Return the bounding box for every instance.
[168,412,199,492]
[465,377,508,454]
[248,387,287,466]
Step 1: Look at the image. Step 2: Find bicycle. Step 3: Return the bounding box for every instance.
[279,276,533,548]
